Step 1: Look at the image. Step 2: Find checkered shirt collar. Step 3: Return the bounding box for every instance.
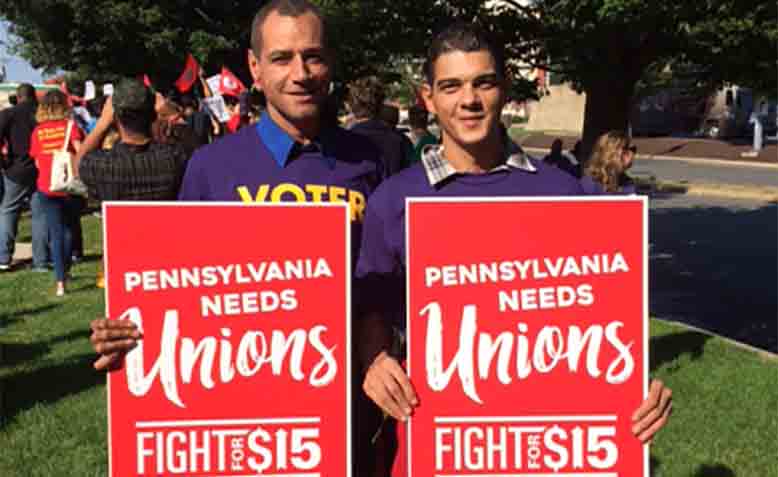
[420,141,537,187]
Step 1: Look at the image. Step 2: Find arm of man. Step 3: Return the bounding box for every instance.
[73,96,114,176]
[631,379,672,443]
[90,319,143,370]
[360,311,418,421]
[355,189,419,421]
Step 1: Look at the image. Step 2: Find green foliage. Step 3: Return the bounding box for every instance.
[1,221,777,477]
[0,0,773,129]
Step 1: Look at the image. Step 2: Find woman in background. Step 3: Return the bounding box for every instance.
[580,131,637,194]
[29,90,85,296]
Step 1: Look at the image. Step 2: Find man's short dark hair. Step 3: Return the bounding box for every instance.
[113,79,156,137]
[346,76,385,119]
[250,0,326,55]
[378,104,400,129]
[408,106,428,129]
[423,22,505,85]
[16,83,36,103]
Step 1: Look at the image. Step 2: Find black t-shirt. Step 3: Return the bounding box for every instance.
[350,119,412,179]
[0,101,38,184]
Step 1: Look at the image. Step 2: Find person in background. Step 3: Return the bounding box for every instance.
[580,131,636,194]
[29,90,85,296]
[152,98,201,157]
[180,94,211,145]
[76,79,189,202]
[348,76,413,178]
[378,104,401,130]
[543,138,577,176]
[0,83,49,271]
[406,105,437,163]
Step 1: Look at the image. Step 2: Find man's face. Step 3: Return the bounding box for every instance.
[422,50,505,148]
[248,11,331,126]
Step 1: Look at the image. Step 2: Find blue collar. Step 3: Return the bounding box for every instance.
[255,112,336,168]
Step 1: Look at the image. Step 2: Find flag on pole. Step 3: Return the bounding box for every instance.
[174,54,200,93]
[219,66,246,97]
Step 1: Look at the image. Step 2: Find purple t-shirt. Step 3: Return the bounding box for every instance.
[355,157,584,325]
[179,115,382,257]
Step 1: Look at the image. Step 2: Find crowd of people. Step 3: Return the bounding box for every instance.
[1,0,670,475]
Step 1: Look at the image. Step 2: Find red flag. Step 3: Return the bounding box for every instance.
[219,66,246,97]
[174,54,200,93]
[59,82,84,106]
[142,74,152,88]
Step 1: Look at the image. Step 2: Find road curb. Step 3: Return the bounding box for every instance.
[522,146,778,170]
[653,318,778,361]
[522,146,778,201]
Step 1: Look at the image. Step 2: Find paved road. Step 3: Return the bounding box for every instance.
[632,158,778,188]
[648,193,777,352]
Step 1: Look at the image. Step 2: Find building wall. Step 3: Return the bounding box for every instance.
[526,84,586,133]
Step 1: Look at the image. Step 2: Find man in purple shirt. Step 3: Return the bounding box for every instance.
[91,0,381,367]
[89,2,382,475]
[356,23,672,474]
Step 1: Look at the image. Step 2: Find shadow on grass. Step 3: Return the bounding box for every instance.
[693,463,736,477]
[0,353,102,427]
[651,455,736,476]
[0,304,59,325]
[650,330,711,372]
[1,328,91,368]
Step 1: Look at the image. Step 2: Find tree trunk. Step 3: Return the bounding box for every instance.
[580,79,637,161]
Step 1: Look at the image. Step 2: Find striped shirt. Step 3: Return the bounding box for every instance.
[79,141,189,201]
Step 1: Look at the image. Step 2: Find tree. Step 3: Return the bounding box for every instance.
[0,1,445,92]
[2,0,774,149]
[467,0,778,150]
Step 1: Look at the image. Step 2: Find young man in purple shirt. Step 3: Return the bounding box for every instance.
[356,23,672,475]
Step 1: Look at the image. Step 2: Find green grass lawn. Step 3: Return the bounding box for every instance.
[1,214,777,476]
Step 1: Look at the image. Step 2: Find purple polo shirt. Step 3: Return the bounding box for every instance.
[179,113,383,257]
[355,144,584,326]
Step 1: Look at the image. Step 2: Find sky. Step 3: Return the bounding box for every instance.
[1,21,45,84]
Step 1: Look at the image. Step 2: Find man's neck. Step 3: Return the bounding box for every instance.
[267,106,321,144]
[440,130,505,173]
[119,130,151,146]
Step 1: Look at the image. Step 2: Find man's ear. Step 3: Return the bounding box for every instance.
[421,83,436,116]
[247,48,261,87]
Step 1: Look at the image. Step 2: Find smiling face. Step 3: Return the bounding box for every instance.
[248,10,331,133]
[422,49,506,152]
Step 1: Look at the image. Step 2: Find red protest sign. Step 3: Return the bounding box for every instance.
[104,202,351,477]
[406,197,648,477]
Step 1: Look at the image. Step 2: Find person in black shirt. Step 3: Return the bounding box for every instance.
[347,76,413,179]
[76,79,189,202]
[0,83,49,270]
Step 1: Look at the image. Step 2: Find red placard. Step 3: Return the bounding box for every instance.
[406,197,648,477]
[104,202,350,477]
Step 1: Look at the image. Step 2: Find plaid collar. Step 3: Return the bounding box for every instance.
[420,141,537,187]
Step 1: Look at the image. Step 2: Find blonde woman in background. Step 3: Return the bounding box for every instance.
[28,90,86,296]
[580,131,637,194]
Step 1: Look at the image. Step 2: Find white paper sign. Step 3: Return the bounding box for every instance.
[103,83,114,96]
[202,95,231,122]
[207,75,221,95]
[84,81,96,101]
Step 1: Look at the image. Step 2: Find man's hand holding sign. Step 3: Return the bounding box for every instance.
[363,198,671,477]
[99,203,350,477]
